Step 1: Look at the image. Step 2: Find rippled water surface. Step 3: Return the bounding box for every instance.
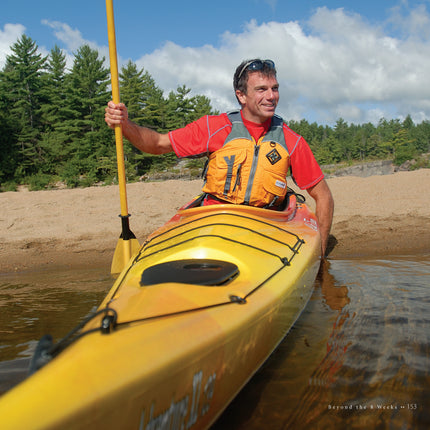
[213,255,430,429]
[0,267,111,393]
[1,256,429,429]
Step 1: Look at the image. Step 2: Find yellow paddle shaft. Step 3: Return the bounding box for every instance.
[106,0,128,219]
[106,0,140,272]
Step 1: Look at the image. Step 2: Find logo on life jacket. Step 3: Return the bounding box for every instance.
[266,147,282,165]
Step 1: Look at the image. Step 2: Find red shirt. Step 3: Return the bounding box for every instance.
[168,112,323,190]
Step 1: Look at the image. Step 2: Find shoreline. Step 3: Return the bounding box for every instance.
[1,170,429,273]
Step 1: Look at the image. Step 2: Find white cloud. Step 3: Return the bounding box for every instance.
[0,23,26,69]
[42,20,86,54]
[388,3,430,40]
[136,5,430,125]
[41,20,110,70]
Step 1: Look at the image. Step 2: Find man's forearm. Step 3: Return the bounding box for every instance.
[316,201,334,256]
[122,120,171,155]
[105,101,173,155]
[307,179,334,257]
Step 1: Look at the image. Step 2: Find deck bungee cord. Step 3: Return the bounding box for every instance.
[139,232,302,266]
[141,210,303,250]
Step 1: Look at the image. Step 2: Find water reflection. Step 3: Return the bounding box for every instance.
[212,256,430,429]
[0,266,111,393]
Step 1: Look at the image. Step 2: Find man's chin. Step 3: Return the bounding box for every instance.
[262,110,275,120]
[263,106,276,115]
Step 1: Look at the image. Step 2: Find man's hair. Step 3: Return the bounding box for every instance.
[233,58,277,105]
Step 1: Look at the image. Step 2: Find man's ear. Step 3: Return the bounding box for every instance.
[235,90,246,106]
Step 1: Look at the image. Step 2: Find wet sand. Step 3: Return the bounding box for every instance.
[1,169,429,272]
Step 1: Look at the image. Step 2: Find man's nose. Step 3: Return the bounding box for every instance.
[266,89,276,100]
[267,88,277,100]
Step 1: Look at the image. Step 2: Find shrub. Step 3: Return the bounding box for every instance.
[1,181,18,192]
[393,144,417,166]
[27,173,53,191]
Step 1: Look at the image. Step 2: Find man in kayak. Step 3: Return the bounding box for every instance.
[105,59,334,255]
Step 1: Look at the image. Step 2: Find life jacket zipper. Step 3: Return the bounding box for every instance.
[233,163,242,191]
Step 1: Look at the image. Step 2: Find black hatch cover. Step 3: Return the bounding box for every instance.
[140,259,239,286]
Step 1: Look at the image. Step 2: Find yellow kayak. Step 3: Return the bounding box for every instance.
[0,193,321,429]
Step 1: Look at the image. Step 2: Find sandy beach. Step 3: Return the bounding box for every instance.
[1,169,429,272]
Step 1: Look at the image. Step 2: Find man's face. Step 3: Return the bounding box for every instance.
[236,72,279,123]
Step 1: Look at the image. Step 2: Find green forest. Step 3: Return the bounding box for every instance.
[1,35,429,191]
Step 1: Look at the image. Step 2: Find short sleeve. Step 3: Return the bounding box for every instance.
[169,114,231,158]
[284,126,324,190]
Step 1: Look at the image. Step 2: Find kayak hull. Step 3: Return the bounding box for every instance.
[0,197,320,429]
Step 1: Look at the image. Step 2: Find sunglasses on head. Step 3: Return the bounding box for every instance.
[237,59,276,80]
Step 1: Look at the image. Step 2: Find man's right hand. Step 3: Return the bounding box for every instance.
[105,101,128,129]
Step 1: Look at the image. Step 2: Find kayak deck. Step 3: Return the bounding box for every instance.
[96,196,310,324]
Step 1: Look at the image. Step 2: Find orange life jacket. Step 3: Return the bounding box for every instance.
[202,111,290,207]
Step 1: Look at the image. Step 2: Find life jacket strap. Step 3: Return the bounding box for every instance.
[223,155,236,196]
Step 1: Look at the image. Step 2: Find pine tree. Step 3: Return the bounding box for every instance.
[190,94,216,120]
[70,45,110,134]
[119,61,147,121]
[64,45,111,185]
[3,35,47,179]
[333,118,352,161]
[40,45,68,131]
[392,128,416,165]
[0,67,18,183]
[140,82,167,132]
[414,121,430,153]
[166,85,194,130]
[38,45,72,175]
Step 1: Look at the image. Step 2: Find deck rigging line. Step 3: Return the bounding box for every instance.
[142,211,303,248]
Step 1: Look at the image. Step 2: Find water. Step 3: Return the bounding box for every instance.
[213,255,430,429]
[0,267,112,393]
[0,256,429,429]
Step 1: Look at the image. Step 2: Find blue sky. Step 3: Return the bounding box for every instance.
[2,0,430,125]
[1,1,400,57]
